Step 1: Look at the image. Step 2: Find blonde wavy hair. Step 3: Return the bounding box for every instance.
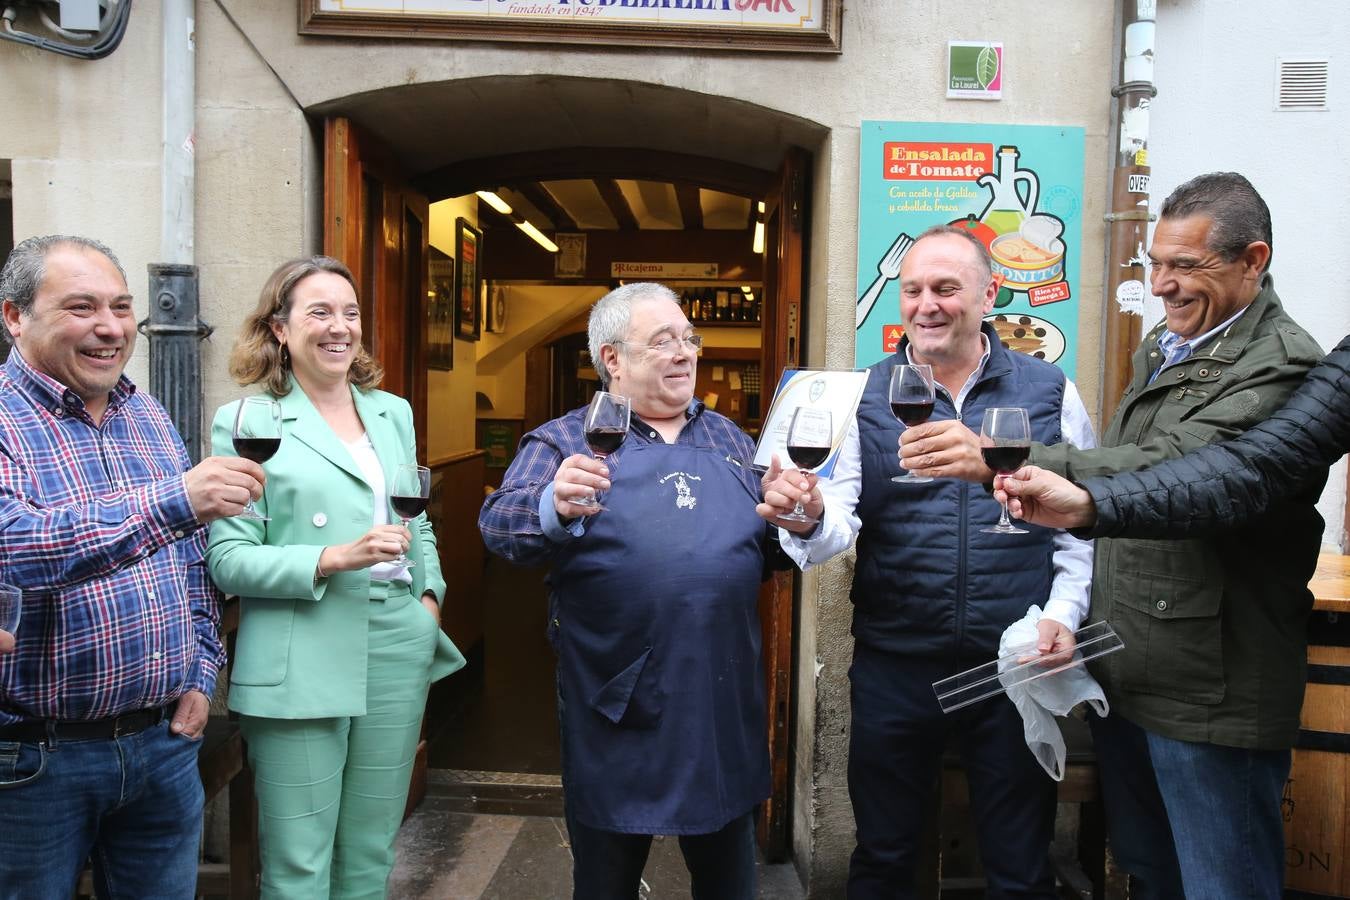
[229,256,383,396]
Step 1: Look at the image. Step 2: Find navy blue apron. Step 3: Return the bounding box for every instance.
[549,437,771,835]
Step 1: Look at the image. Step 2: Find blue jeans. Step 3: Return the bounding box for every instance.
[0,718,204,900]
[1146,729,1289,900]
[1090,711,1289,900]
[565,807,758,900]
[1086,711,1184,899]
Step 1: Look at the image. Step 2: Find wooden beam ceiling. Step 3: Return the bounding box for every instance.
[513,181,576,231]
[414,148,776,201]
[595,177,639,231]
[675,183,703,230]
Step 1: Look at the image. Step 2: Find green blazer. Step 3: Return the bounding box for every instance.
[207,380,463,719]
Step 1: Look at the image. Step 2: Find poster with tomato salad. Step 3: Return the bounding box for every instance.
[855,121,1085,374]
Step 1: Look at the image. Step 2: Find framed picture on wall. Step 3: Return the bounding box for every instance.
[454,218,482,342]
[486,284,508,334]
[427,247,454,369]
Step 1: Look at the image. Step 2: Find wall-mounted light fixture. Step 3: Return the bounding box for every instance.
[752,201,766,255]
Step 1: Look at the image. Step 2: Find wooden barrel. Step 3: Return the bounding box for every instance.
[1285,565,1350,898]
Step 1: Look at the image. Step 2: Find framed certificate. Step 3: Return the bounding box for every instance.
[753,369,868,478]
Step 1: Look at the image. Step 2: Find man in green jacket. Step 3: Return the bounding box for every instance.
[901,172,1326,899]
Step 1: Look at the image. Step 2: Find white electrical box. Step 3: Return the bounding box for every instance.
[58,0,101,32]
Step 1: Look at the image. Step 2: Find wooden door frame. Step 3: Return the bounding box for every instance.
[323,117,429,458]
[755,145,809,861]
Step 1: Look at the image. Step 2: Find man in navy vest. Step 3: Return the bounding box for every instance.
[760,225,1095,898]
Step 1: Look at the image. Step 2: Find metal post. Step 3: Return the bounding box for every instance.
[1101,0,1157,419]
[144,0,209,459]
[141,265,212,462]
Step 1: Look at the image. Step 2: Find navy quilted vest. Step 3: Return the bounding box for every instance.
[852,325,1066,658]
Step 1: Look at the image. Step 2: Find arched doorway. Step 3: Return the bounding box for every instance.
[314,77,826,859]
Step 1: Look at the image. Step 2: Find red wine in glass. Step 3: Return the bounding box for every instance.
[232,396,282,520]
[389,463,430,567]
[786,444,830,470]
[779,406,832,524]
[576,392,630,510]
[890,401,935,427]
[585,427,626,457]
[980,407,1031,534]
[389,495,429,520]
[232,437,281,464]
[888,364,936,484]
[981,445,1030,474]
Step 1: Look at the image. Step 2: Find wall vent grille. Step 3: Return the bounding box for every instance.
[1277,57,1330,110]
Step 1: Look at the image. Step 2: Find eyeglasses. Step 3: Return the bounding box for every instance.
[613,333,704,357]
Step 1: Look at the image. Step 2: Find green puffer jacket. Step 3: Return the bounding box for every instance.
[1031,274,1326,749]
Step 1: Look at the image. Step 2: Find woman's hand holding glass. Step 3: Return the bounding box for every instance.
[315,525,413,579]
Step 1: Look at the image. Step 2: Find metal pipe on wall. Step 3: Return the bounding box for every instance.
[142,0,212,461]
[1101,0,1157,420]
[161,0,194,265]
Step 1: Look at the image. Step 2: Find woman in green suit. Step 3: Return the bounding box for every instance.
[207,256,464,899]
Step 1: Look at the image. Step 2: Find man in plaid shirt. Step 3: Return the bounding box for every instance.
[0,235,265,900]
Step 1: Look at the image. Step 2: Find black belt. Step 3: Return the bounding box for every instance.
[0,705,170,742]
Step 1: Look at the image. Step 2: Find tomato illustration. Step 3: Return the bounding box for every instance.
[950,214,998,250]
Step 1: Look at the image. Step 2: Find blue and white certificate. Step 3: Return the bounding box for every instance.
[753,369,868,478]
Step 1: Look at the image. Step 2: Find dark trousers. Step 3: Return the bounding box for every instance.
[564,806,757,900]
[847,644,1057,899]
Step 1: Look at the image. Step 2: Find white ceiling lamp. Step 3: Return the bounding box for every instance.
[752,201,766,254]
[474,189,557,253]
[476,190,513,215]
[516,219,560,254]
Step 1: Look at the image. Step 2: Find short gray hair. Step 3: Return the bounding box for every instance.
[0,235,127,320]
[587,282,680,387]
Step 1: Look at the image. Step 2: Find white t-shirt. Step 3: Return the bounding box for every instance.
[343,432,413,586]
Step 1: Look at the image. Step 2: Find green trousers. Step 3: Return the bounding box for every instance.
[240,584,439,900]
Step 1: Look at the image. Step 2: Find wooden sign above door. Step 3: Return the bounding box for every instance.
[300,0,842,53]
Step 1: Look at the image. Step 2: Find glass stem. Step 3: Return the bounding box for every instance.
[998,500,1012,528]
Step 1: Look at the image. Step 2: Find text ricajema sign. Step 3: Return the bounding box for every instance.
[855,121,1086,375]
[948,41,1002,100]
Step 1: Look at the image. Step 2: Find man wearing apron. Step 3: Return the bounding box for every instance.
[479,283,780,899]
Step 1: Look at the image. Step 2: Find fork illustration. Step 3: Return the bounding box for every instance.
[856,233,914,328]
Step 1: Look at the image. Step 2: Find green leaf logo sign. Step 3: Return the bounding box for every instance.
[976,44,1000,90]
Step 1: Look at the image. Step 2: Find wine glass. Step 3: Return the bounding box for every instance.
[0,582,20,640]
[889,364,936,484]
[779,406,833,524]
[389,464,431,568]
[980,407,1031,534]
[575,391,630,511]
[232,396,282,520]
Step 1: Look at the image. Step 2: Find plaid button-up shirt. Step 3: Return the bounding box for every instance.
[0,350,220,726]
